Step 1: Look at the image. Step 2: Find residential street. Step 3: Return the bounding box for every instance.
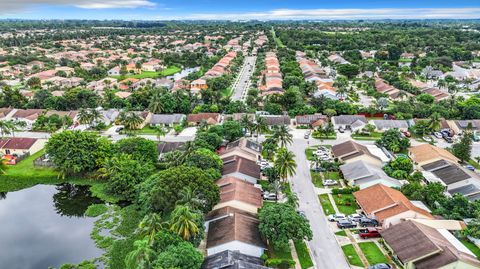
[288,137,350,269]
[231,55,256,101]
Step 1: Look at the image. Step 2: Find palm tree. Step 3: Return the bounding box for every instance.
[428,112,441,132]
[254,116,267,141]
[270,180,282,202]
[119,111,144,133]
[0,120,14,138]
[437,79,447,89]
[89,109,102,128]
[240,114,252,135]
[148,90,164,113]
[169,205,200,241]
[274,148,297,182]
[154,126,167,142]
[177,187,204,209]
[77,108,93,127]
[136,213,164,245]
[273,125,293,148]
[124,239,155,269]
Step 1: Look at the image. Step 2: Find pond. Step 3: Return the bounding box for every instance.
[0,184,104,269]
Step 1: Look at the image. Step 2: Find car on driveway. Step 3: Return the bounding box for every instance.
[359,228,381,239]
[337,219,357,229]
[323,179,338,186]
[444,136,453,143]
[262,192,277,201]
[465,165,476,171]
[359,217,379,227]
[115,127,124,132]
[338,127,345,133]
[367,264,392,269]
[433,132,443,139]
[327,213,346,222]
[348,213,364,223]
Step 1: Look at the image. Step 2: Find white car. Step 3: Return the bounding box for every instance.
[328,213,346,222]
[348,213,364,222]
[323,179,338,186]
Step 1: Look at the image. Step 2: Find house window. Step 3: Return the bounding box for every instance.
[5,149,10,155]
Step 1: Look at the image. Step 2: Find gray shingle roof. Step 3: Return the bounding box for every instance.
[150,114,185,125]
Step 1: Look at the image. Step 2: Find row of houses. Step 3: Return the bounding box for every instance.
[261,52,283,95]
[204,51,238,78]
[202,138,269,268]
[295,51,338,100]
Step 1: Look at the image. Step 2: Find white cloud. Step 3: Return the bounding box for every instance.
[182,8,480,20]
[0,0,155,13]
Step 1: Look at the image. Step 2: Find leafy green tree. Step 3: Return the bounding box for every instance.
[274,148,297,182]
[262,137,278,160]
[99,154,155,200]
[428,112,442,132]
[336,64,359,79]
[154,241,203,269]
[376,128,410,153]
[452,131,473,163]
[115,137,158,164]
[46,131,112,177]
[138,165,220,214]
[125,239,155,269]
[258,203,312,250]
[185,148,222,172]
[137,213,164,245]
[222,120,243,142]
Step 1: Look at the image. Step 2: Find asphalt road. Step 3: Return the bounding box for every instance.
[288,136,350,269]
[231,55,256,101]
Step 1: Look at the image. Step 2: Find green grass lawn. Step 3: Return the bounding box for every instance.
[460,238,480,259]
[270,27,285,48]
[111,66,181,79]
[305,147,318,161]
[294,240,314,269]
[332,194,359,215]
[335,230,347,237]
[136,125,164,135]
[269,244,293,260]
[258,180,272,192]
[342,244,364,267]
[468,159,480,170]
[323,171,340,180]
[318,194,335,215]
[311,171,323,188]
[351,132,383,141]
[358,242,389,265]
[221,87,233,97]
[312,134,337,140]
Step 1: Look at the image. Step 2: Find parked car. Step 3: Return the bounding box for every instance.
[465,165,476,171]
[433,132,443,139]
[263,192,277,201]
[323,179,338,186]
[304,133,310,139]
[444,136,454,143]
[337,219,357,229]
[348,213,364,223]
[327,213,346,222]
[115,127,124,132]
[338,127,345,133]
[473,133,480,142]
[297,210,307,219]
[441,129,454,137]
[367,264,392,269]
[359,228,381,239]
[359,217,379,227]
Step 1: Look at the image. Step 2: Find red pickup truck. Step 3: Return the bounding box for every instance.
[359,228,381,239]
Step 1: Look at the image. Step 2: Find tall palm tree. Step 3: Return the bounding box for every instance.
[177,187,204,210]
[89,109,102,128]
[154,126,167,142]
[77,108,93,126]
[273,125,293,148]
[254,116,267,141]
[270,180,282,202]
[120,111,144,133]
[124,239,155,269]
[0,120,14,138]
[136,213,164,245]
[240,114,252,135]
[428,112,441,132]
[169,205,200,241]
[274,148,297,182]
[148,90,164,114]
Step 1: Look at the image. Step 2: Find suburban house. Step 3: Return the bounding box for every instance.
[294,114,328,128]
[205,207,266,258]
[219,138,262,162]
[222,155,261,185]
[371,120,409,132]
[130,111,152,129]
[332,140,387,166]
[213,176,263,214]
[409,144,459,167]
[354,184,433,228]
[107,66,121,76]
[190,78,208,91]
[0,138,46,156]
[340,160,402,189]
[381,220,480,269]
[149,114,185,127]
[331,115,368,131]
[157,141,185,159]
[201,250,269,269]
[98,109,120,126]
[375,79,411,100]
[259,115,291,128]
[9,109,45,130]
[141,59,164,72]
[187,113,221,126]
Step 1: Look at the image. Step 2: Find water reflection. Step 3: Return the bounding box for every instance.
[0,184,103,269]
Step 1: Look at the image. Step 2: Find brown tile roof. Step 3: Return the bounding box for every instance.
[332,140,380,162]
[409,144,459,165]
[11,109,45,120]
[353,184,433,222]
[0,138,38,150]
[217,177,263,208]
[380,220,480,269]
[222,155,261,179]
[206,208,266,249]
[206,206,257,221]
[187,113,220,124]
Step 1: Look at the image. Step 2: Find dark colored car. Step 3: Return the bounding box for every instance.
[359,217,379,227]
[367,264,392,269]
[338,127,345,133]
[337,219,357,229]
[359,228,381,239]
[444,136,454,143]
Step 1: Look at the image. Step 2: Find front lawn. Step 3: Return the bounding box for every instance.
[358,242,389,265]
[335,230,347,237]
[351,132,383,141]
[332,194,359,215]
[318,194,335,215]
[323,171,340,180]
[460,238,480,259]
[111,66,181,79]
[294,240,314,269]
[305,147,318,161]
[136,126,165,135]
[311,171,323,187]
[468,159,480,170]
[341,244,364,267]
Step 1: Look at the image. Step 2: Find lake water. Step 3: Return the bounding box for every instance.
[0,184,103,269]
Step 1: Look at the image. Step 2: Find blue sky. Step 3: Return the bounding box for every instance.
[1,0,480,20]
